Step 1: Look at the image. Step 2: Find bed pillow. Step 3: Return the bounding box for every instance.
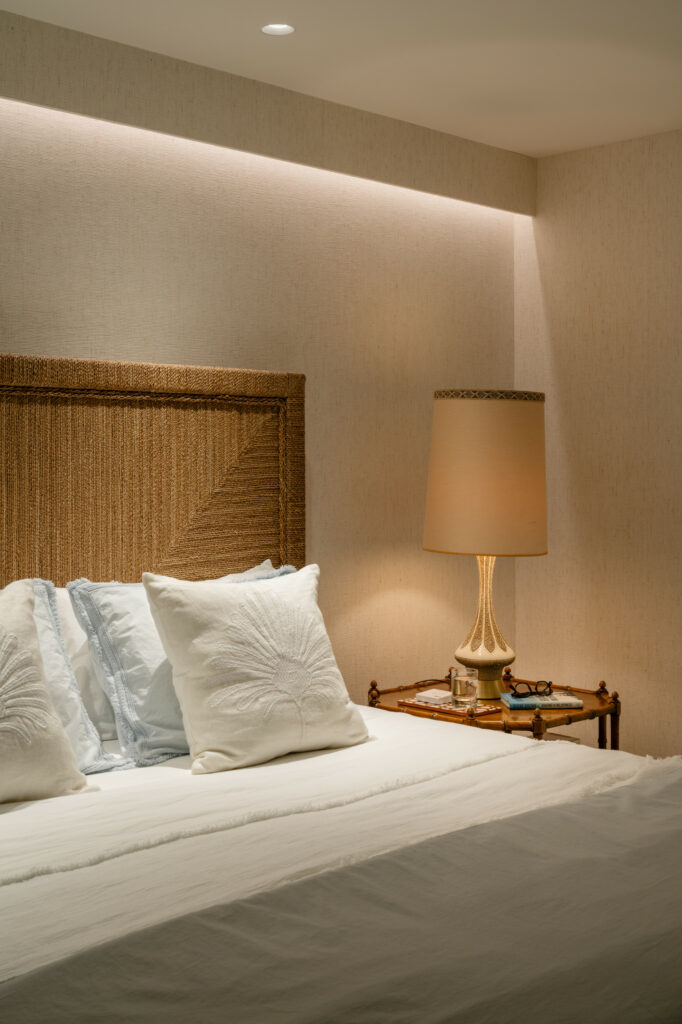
[54,586,117,741]
[143,564,369,774]
[0,580,90,803]
[32,580,125,774]
[68,561,296,766]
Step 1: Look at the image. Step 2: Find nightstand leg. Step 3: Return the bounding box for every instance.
[610,692,621,750]
[368,681,381,708]
[531,711,547,741]
[598,716,607,750]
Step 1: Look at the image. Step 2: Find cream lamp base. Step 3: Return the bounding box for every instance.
[455,555,515,700]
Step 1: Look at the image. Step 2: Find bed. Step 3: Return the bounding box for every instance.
[0,354,680,1024]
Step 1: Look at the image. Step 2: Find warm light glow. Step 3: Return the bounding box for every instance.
[262,24,295,35]
[0,98,513,225]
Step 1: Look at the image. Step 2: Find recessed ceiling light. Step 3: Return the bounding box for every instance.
[262,24,295,36]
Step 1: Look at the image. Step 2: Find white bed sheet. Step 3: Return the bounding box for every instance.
[0,707,672,982]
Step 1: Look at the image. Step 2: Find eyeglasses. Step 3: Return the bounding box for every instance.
[508,679,553,698]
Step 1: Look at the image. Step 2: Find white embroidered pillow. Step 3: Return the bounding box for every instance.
[142,565,368,773]
[0,580,90,803]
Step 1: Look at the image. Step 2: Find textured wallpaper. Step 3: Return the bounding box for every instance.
[2,12,677,756]
[0,97,515,705]
[0,10,535,216]
[514,130,682,757]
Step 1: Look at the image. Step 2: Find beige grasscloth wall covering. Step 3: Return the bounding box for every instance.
[0,12,535,215]
[1,13,680,755]
[514,130,682,757]
[0,101,516,713]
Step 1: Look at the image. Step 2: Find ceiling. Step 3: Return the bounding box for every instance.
[4,0,682,156]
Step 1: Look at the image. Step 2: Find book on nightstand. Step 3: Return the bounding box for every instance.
[500,691,584,710]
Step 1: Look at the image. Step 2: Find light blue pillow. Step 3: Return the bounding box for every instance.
[67,562,296,766]
[32,579,130,774]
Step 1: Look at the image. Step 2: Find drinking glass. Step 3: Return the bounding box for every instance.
[451,667,478,708]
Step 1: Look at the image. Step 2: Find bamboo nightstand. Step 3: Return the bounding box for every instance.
[368,668,621,749]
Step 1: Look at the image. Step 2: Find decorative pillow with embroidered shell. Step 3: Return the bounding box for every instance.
[143,564,368,774]
[0,580,91,803]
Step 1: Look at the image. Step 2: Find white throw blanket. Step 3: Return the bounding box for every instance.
[0,708,675,982]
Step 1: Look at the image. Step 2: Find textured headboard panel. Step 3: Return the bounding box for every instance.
[0,355,304,586]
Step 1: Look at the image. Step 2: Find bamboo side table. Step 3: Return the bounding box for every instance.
[368,668,621,749]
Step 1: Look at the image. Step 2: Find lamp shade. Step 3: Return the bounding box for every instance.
[423,390,547,557]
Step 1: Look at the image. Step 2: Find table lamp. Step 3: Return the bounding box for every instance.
[423,389,547,699]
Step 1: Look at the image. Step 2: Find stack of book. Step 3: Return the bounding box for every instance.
[500,690,584,710]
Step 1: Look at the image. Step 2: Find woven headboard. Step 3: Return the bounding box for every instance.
[0,355,304,586]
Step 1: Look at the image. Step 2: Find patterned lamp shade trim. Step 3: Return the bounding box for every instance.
[434,389,544,402]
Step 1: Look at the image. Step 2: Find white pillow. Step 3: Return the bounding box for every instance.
[143,564,368,774]
[0,580,90,803]
[54,586,117,741]
[32,580,124,774]
[68,561,296,766]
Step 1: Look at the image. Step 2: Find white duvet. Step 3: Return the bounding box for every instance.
[0,707,671,982]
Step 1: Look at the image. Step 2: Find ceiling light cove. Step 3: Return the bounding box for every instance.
[261,24,295,36]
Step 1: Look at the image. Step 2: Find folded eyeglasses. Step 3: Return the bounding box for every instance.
[508,679,553,698]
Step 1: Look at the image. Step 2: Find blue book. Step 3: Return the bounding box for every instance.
[500,691,583,710]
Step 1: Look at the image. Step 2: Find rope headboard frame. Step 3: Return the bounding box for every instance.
[0,354,304,586]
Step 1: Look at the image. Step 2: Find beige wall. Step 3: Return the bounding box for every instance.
[0,10,533,707]
[0,97,516,704]
[0,11,535,215]
[2,12,680,756]
[514,130,682,756]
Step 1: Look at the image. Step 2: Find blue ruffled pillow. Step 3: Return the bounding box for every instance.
[32,579,129,774]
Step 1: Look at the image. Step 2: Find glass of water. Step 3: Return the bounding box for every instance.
[451,667,478,708]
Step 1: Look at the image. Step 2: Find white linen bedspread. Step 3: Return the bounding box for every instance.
[0,707,672,982]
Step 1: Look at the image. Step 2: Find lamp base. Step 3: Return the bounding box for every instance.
[455,555,515,701]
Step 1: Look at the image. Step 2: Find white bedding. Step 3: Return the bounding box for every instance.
[0,707,672,983]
